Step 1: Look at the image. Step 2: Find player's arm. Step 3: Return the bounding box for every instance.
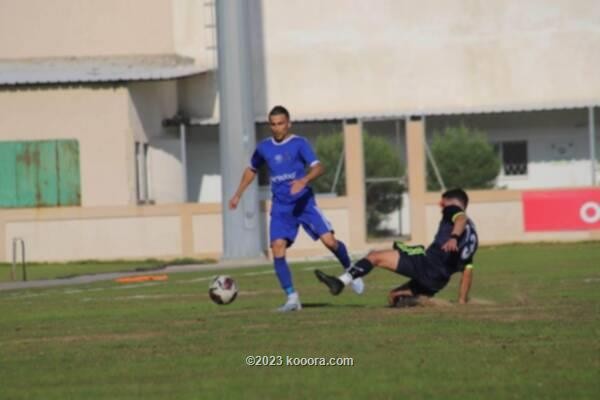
[290,162,323,195]
[458,266,473,304]
[291,138,324,194]
[229,149,263,210]
[441,212,467,252]
[300,162,324,185]
[229,167,257,210]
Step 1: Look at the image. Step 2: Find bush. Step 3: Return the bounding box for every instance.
[312,133,347,195]
[427,125,500,191]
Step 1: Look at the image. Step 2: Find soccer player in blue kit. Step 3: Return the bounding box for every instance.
[229,106,364,312]
[315,188,478,306]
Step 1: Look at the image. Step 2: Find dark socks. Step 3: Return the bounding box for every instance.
[347,258,374,279]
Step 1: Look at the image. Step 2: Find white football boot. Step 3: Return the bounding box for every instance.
[350,277,365,295]
[276,292,302,312]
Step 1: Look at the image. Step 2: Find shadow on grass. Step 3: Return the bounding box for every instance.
[302,302,367,308]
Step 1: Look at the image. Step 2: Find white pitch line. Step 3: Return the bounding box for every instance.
[242,270,274,276]
[301,264,338,271]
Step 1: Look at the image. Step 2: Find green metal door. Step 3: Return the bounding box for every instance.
[0,139,81,208]
[0,142,17,207]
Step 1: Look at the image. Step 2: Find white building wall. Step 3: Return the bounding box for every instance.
[250,0,600,120]
[427,109,598,189]
[490,128,593,189]
[6,216,182,262]
[0,0,175,59]
[187,126,222,203]
[0,86,134,207]
[128,81,184,204]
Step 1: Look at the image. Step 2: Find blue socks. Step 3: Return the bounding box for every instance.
[331,240,351,269]
[274,240,349,295]
[274,257,295,295]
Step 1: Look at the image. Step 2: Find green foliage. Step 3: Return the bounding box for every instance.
[312,133,347,195]
[363,133,405,236]
[313,132,405,236]
[427,125,500,191]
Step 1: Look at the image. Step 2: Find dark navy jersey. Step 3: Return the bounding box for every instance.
[426,205,478,276]
[249,135,319,205]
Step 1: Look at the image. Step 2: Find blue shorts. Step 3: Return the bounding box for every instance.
[270,192,332,247]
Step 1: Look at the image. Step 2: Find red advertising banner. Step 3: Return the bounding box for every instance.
[523,189,600,231]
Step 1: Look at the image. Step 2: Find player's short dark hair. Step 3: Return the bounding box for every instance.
[268,105,290,120]
[442,188,469,208]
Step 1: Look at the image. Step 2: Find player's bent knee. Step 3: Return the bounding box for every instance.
[366,250,383,265]
[367,249,399,271]
[271,240,287,258]
[319,233,337,250]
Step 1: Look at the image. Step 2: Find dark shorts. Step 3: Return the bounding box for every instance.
[393,242,450,296]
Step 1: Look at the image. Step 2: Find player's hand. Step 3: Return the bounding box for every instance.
[441,238,458,252]
[228,195,240,210]
[290,179,306,195]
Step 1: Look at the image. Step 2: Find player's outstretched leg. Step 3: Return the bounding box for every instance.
[272,240,301,312]
[315,249,399,295]
[315,258,372,295]
[319,233,365,295]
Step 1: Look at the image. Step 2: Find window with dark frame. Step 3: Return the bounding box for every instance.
[494,141,528,176]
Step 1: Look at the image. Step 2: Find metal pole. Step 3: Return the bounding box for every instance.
[589,106,597,186]
[180,123,188,202]
[216,0,262,259]
[423,117,446,193]
[11,239,16,281]
[331,149,345,194]
[21,240,26,282]
[11,238,26,281]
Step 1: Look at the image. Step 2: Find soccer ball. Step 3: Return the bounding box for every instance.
[208,275,238,305]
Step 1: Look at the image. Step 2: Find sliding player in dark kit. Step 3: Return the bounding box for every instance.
[315,188,478,306]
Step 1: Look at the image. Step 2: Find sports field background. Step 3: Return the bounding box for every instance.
[1,242,599,399]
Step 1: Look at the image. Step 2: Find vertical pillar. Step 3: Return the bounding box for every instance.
[590,106,597,186]
[343,120,366,248]
[179,123,188,202]
[216,0,262,259]
[406,116,427,244]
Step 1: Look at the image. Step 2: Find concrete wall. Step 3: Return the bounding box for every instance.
[2,190,598,263]
[187,126,221,203]
[6,216,181,261]
[0,85,134,207]
[0,0,175,58]
[172,0,217,69]
[253,0,600,119]
[0,199,354,262]
[128,80,183,204]
[424,191,600,246]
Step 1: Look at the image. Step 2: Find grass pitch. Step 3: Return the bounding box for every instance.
[0,242,599,399]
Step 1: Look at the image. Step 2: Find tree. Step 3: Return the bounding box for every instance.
[313,132,405,236]
[427,125,500,191]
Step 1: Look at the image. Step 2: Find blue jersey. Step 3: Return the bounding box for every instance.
[249,135,319,205]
